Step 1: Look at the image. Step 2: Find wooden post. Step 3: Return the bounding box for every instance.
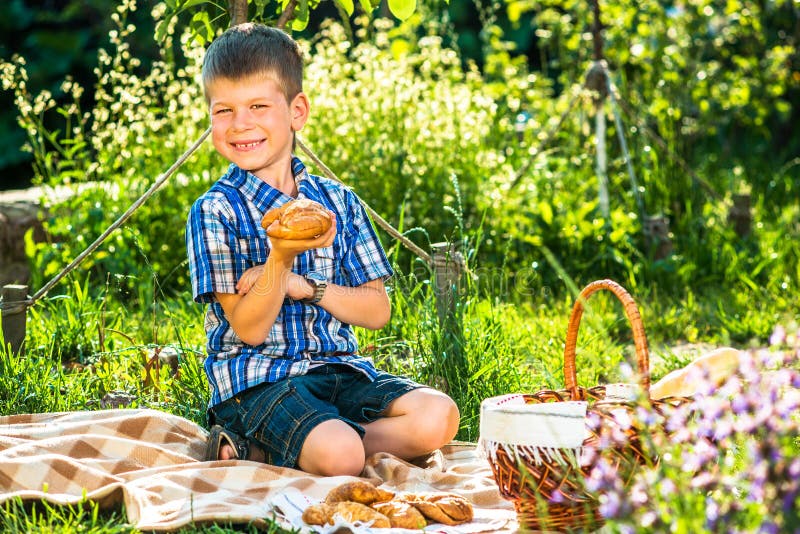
[728,193,751,238]
[1,284,28,355]
[431,242,464,325]
[643,214,673,260]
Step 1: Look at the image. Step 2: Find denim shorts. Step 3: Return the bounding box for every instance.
[208,364,425,468]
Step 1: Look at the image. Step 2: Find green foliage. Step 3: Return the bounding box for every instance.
[0,496,295,533]
[0,498,133,533]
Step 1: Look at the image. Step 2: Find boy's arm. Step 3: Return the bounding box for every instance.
[216,224,336,346]
[215,253,293,346]
[310,278,390,330]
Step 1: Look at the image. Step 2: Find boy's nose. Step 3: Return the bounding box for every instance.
[232,110,254,130]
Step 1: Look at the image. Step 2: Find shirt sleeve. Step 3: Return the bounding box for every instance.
[186,194,239,303]
[340,190,394,287]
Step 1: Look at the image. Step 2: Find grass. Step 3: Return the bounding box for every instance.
[2,238,796,532]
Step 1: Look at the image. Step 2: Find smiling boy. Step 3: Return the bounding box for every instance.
[186,23,459,476]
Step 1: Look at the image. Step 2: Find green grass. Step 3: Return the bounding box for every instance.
[2,265,796,532]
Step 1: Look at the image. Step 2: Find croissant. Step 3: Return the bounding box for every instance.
[261,198,332,240]
[399,492,474,526]
[302,501,391,528]
[371,500,428,529]
[324,480,394,505]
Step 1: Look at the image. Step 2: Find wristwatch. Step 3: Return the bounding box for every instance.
[301,271,327,304]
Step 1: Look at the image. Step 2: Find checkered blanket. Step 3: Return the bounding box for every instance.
[0,409,516,532]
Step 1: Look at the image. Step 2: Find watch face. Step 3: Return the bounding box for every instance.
[306,271,327,283]
[304,271,327,303]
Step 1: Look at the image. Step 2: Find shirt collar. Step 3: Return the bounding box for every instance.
[219,156,321,211]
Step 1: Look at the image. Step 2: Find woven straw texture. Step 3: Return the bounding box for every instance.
[483,279,688,532]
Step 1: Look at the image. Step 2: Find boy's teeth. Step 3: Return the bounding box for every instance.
[236,141,259,148]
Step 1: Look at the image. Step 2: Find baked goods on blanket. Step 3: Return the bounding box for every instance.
[397,492,474,526]
[302,481,474,529]
[325,480,395,505]
[260,198,332,240]
[371,500,428,529]
[303,501,391,528]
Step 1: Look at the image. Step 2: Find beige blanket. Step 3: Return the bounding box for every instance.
[0,409,516,532]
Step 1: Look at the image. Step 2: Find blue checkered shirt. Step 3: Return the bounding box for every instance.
[186,157,393,407]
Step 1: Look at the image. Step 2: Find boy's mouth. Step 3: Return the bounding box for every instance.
[231,139,264,150]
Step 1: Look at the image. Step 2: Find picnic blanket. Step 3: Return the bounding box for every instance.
[0,409,517,532]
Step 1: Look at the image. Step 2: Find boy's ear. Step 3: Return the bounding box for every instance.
[290,92,310,131]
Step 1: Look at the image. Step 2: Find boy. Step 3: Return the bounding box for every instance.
[186,23,459,477]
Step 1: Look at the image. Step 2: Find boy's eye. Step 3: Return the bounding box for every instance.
[251,104,267,110]
[213,108,232,115]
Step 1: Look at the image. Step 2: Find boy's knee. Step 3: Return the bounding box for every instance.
[414,394,460,449]
[297,419,366,476]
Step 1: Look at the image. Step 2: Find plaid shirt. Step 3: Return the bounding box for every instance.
[186,157,393,406]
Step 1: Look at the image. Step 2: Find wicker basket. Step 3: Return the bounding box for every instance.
[480,279,678,532]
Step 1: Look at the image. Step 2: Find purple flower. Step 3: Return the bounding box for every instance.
[731,395,750,415]
[713,417,734,441]
[705,496,720,523]
[770,325,786,346]
[630,484,648,506]
[599,491,622,518]
[659,478,677,498]
[789,459,800,479]
[691,472,716,490]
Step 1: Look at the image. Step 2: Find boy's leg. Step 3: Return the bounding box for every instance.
[212,373,372,476]
[360,388,460,459]
[295,419,366,476]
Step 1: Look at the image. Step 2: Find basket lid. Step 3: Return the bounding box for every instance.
[479,395,588,448]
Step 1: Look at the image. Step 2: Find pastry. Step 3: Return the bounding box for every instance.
[261,198,332,240]
[372,500,428,529]
[302,501,391,528]
[301,503,335,526]
[400,492,474,526]
[325,480,394,505]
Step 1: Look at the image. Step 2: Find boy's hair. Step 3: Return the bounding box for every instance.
[202,23,303,103]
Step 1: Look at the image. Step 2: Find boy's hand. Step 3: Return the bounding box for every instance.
[237,214,336,295]
[237,266,311,299]
[266,212,336,265]
[236,265,264,294]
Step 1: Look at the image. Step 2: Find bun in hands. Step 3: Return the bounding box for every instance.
[261,198,333,240]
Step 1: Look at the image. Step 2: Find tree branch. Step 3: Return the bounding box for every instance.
[276,0,297,30]
[229,0,248,25]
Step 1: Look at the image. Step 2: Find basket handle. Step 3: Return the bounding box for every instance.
[563,279,650,399]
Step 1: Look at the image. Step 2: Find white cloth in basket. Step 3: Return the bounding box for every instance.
[478,395,588,466]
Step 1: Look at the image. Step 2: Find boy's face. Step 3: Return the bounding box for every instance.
[207,74,309,183]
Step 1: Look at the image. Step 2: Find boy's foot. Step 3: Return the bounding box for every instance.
[205,425,266,462]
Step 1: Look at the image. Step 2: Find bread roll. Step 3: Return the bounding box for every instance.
[324,480,394,505]
[302,501,391,528]
[261,198,332,240]
[301,503,335,526]
[399,492,474,526]
[372,500,428,529]
[650,347,742,399]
